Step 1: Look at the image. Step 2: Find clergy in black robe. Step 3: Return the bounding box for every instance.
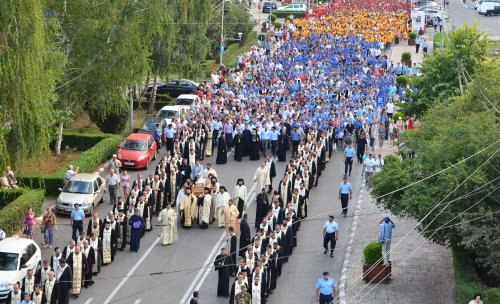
[179,159,192,186]
[239,214,251,257]
[250,264,268,299]
[66,246,87,296]
[116,210,128,250]
[242,128,252,156]
[255,189,269,229]
[227,227,238,277]
[249,131,261,160]
[265,245,278,292]
[229,274,250,304]
[214,248,232,298]
[86,215,103,240]
[129,210,145,252]
[232,131,244,161]
[6,284,24,304]
[101,223,117,264]
[273,242,283,277]
[30,285,47,304]
[266,156,276,193]
[81,240,95,287]
[54,259,72,304]
[216,135,227,164]
[277,132,289,162]
[282,219,294,263]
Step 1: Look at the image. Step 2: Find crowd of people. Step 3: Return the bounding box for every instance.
[0,0,421,302]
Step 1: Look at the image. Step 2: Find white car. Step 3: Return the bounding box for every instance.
[56,173,106,215]
[0,237,42,300]
[157,105,183,126]
[478,1,500,14]
[277,3,307,12]
[175,94,202,112]
[474,0,499,10]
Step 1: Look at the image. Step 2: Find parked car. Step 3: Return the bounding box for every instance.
[417,2,441,10]
[148,79,199,98]
[138,116,166,135]
[277,3,307,12]
[478,1,500,14]
[262,1,277,13]
[474,0,499,10]
[56,173,106,215]
[157,105,183,126]
[175,94,202,111]
[0,237,42,300]
[117,133,157,169]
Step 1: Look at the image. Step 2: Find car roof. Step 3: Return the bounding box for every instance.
[177,94,199,99]
[0,237,38,253]
[159,105,183,111]
[70,173,101,182]
[126,133,151,140]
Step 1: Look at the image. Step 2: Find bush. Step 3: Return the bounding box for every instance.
[393,112,405,123]
[273,11,306,19]
[0,188,27,209]
[89,99,129,134]
[396,75,409,86]
[274,21,282,30]
[401,52,412,61]
[58,131,109,151]
[269,14,277,22]
[433,33,449,50]
[453,247,500,304]
[408,32,417,40]
[0,189,45,235]
[18,133,122,196]
[364,242,383,265]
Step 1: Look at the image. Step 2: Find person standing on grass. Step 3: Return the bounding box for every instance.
[42,208,57,248]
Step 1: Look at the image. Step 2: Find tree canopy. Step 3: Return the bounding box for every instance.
[372,58,500,276]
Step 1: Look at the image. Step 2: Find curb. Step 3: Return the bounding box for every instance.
[338,187,365,304]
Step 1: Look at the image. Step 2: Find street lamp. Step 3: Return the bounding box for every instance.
[219,0,244,66]
[220,32,244,66]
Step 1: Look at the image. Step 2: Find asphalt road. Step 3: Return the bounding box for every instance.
[444,0,500,39]
[39,143,363,304]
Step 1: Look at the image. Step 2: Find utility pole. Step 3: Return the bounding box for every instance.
[129,88,134,134]
[220,0,225,66]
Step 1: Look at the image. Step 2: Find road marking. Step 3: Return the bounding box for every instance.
[103,238,160,304]
[84,299,93,304]
[133,299,142,304]
[179,183,257,303]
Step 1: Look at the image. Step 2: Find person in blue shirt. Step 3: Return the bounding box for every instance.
[71,203,85,241]
[344,144,356,176]
[290,128,302,158]
[338,176,353,217]
[323,215,339,257]
[153,123,162,148]
[163,124,175,154]
[315,271,337,304]
[379,216,395,264]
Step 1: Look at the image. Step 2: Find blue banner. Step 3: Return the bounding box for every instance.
[376,95,385,107]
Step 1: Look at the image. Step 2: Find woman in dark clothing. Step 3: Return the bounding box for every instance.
[216,134,227,164]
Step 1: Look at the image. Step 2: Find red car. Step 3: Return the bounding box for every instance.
[117,133,157,169]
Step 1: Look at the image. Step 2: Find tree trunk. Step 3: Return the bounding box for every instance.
[55,122,64,156]
[147,71,159,114]
[140,75,150,99]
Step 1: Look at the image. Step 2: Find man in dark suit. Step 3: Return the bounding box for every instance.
[239,214,251,258]
[214,248,232,298]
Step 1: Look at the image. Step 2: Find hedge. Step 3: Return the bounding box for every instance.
[273,11,306,19]
[453,247,500,303]
[58,131,109,151]
[0,189,45,235]
[18,133,122,196]
[364,242,382,265]
[0,188,28,209]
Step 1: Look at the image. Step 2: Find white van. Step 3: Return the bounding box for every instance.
[478,1,500,15]
[0,237,42,300]
[175,94,201,111]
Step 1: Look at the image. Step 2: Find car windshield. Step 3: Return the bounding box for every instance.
[63,180,93,194]
[157,110,177,119]
[176,98,193,106]
[141,121,157,131]
[122,139,147,151]
[0,252,20,271]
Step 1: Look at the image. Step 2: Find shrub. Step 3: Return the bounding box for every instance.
[273,11,306,19]
[396,75,409,86]
[269,14,277,22]
[0,188,27,209]
[18,133,122,196]
[401,52,412,61]
[364,242,383,265]
[408,32,417,40]
[433,33,449,50]
[0,189,45,235]
[393,112,405,122]
[453,247,500,304]
[274,21,282,30]
[89,99,129,134]
[262,21,267,28]
[58,131,109,151]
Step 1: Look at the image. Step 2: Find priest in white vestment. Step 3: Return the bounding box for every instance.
[158,203,177,245]
[253,162,270,194]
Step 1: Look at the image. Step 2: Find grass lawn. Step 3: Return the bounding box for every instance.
[17,151,81,175]
[222,31,258,68]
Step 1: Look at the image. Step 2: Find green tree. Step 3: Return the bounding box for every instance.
[401,24,489,118]
[0,0,63,166]
[372,62,500,276]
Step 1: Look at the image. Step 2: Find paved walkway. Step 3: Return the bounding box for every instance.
[389,33,433,67]
[341,143,457,304]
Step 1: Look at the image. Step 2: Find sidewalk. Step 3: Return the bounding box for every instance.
[389,33,433,67]
[340,144,457,304]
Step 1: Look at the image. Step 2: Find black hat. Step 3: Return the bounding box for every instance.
[74,203,80,207]
[323,271,329,276]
